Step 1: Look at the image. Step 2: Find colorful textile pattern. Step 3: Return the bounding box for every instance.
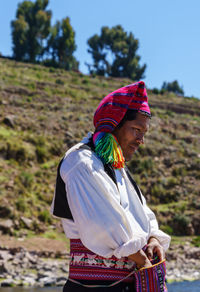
[134,258,168,292]
[69,239,136,283]
[93,132,125,169]
[93,81,150,133]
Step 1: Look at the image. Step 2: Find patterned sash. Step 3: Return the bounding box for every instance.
[69,239,136,283]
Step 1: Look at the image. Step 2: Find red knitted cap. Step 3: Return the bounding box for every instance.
[93,81,150,132]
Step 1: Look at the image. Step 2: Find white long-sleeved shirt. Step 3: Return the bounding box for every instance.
[51,133,171,259]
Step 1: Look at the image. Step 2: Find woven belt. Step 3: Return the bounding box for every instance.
[69,239,136,283]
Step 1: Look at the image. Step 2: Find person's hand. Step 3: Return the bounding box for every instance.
[128,249,152,269]
[145,237,165,261]
[138,256,152,269]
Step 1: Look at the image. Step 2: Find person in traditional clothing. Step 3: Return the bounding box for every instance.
[51,81,171,291]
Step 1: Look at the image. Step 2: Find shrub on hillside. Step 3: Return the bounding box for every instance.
[138,146,157,156]
[152,88,160,94]
[150,184,165,197]
[38,209,52,224]
[50,142,64,156]
[36,145,48,163]
[129,157,154,175]
[19,171,34,189]
[191,236,200,247]
[166,177,177,188]
[172,166,187,177]
[160,224,173,235]
[16,197,27,212]
[55,78,65,85]
[6,142,27,162]
[171,214,192,235]
[149,185,181,204]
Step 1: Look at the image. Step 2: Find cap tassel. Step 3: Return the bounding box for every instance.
[93,132,125,169]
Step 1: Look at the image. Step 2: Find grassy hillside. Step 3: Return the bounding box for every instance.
[0,58,200,241]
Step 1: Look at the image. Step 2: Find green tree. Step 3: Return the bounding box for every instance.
[47,17,78,70]
[87,25,146,80]
[11,0,51,62]
[162,80,184,96]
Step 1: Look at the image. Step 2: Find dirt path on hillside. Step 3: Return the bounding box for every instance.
[0,235,69,253]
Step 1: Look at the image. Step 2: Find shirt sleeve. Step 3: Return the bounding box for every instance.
[142,195,171,251]
[60,151,149,258]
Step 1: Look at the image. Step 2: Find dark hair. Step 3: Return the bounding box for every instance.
[117,109,151,129]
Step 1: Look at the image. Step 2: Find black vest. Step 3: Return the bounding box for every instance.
[52,139,143,220]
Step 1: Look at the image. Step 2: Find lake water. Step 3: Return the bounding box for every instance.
[0,281,200,291]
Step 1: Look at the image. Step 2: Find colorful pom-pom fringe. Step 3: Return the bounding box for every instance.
[93,132,125,169]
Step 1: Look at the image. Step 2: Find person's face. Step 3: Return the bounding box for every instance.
[112,112,150,161]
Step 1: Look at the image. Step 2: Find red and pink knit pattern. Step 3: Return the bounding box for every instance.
[69,239,136,282]
[93,81,150,133]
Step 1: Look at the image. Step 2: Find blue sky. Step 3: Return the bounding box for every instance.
[1,0,200,98]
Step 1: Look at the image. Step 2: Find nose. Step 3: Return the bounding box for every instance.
[136,133,144,144]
